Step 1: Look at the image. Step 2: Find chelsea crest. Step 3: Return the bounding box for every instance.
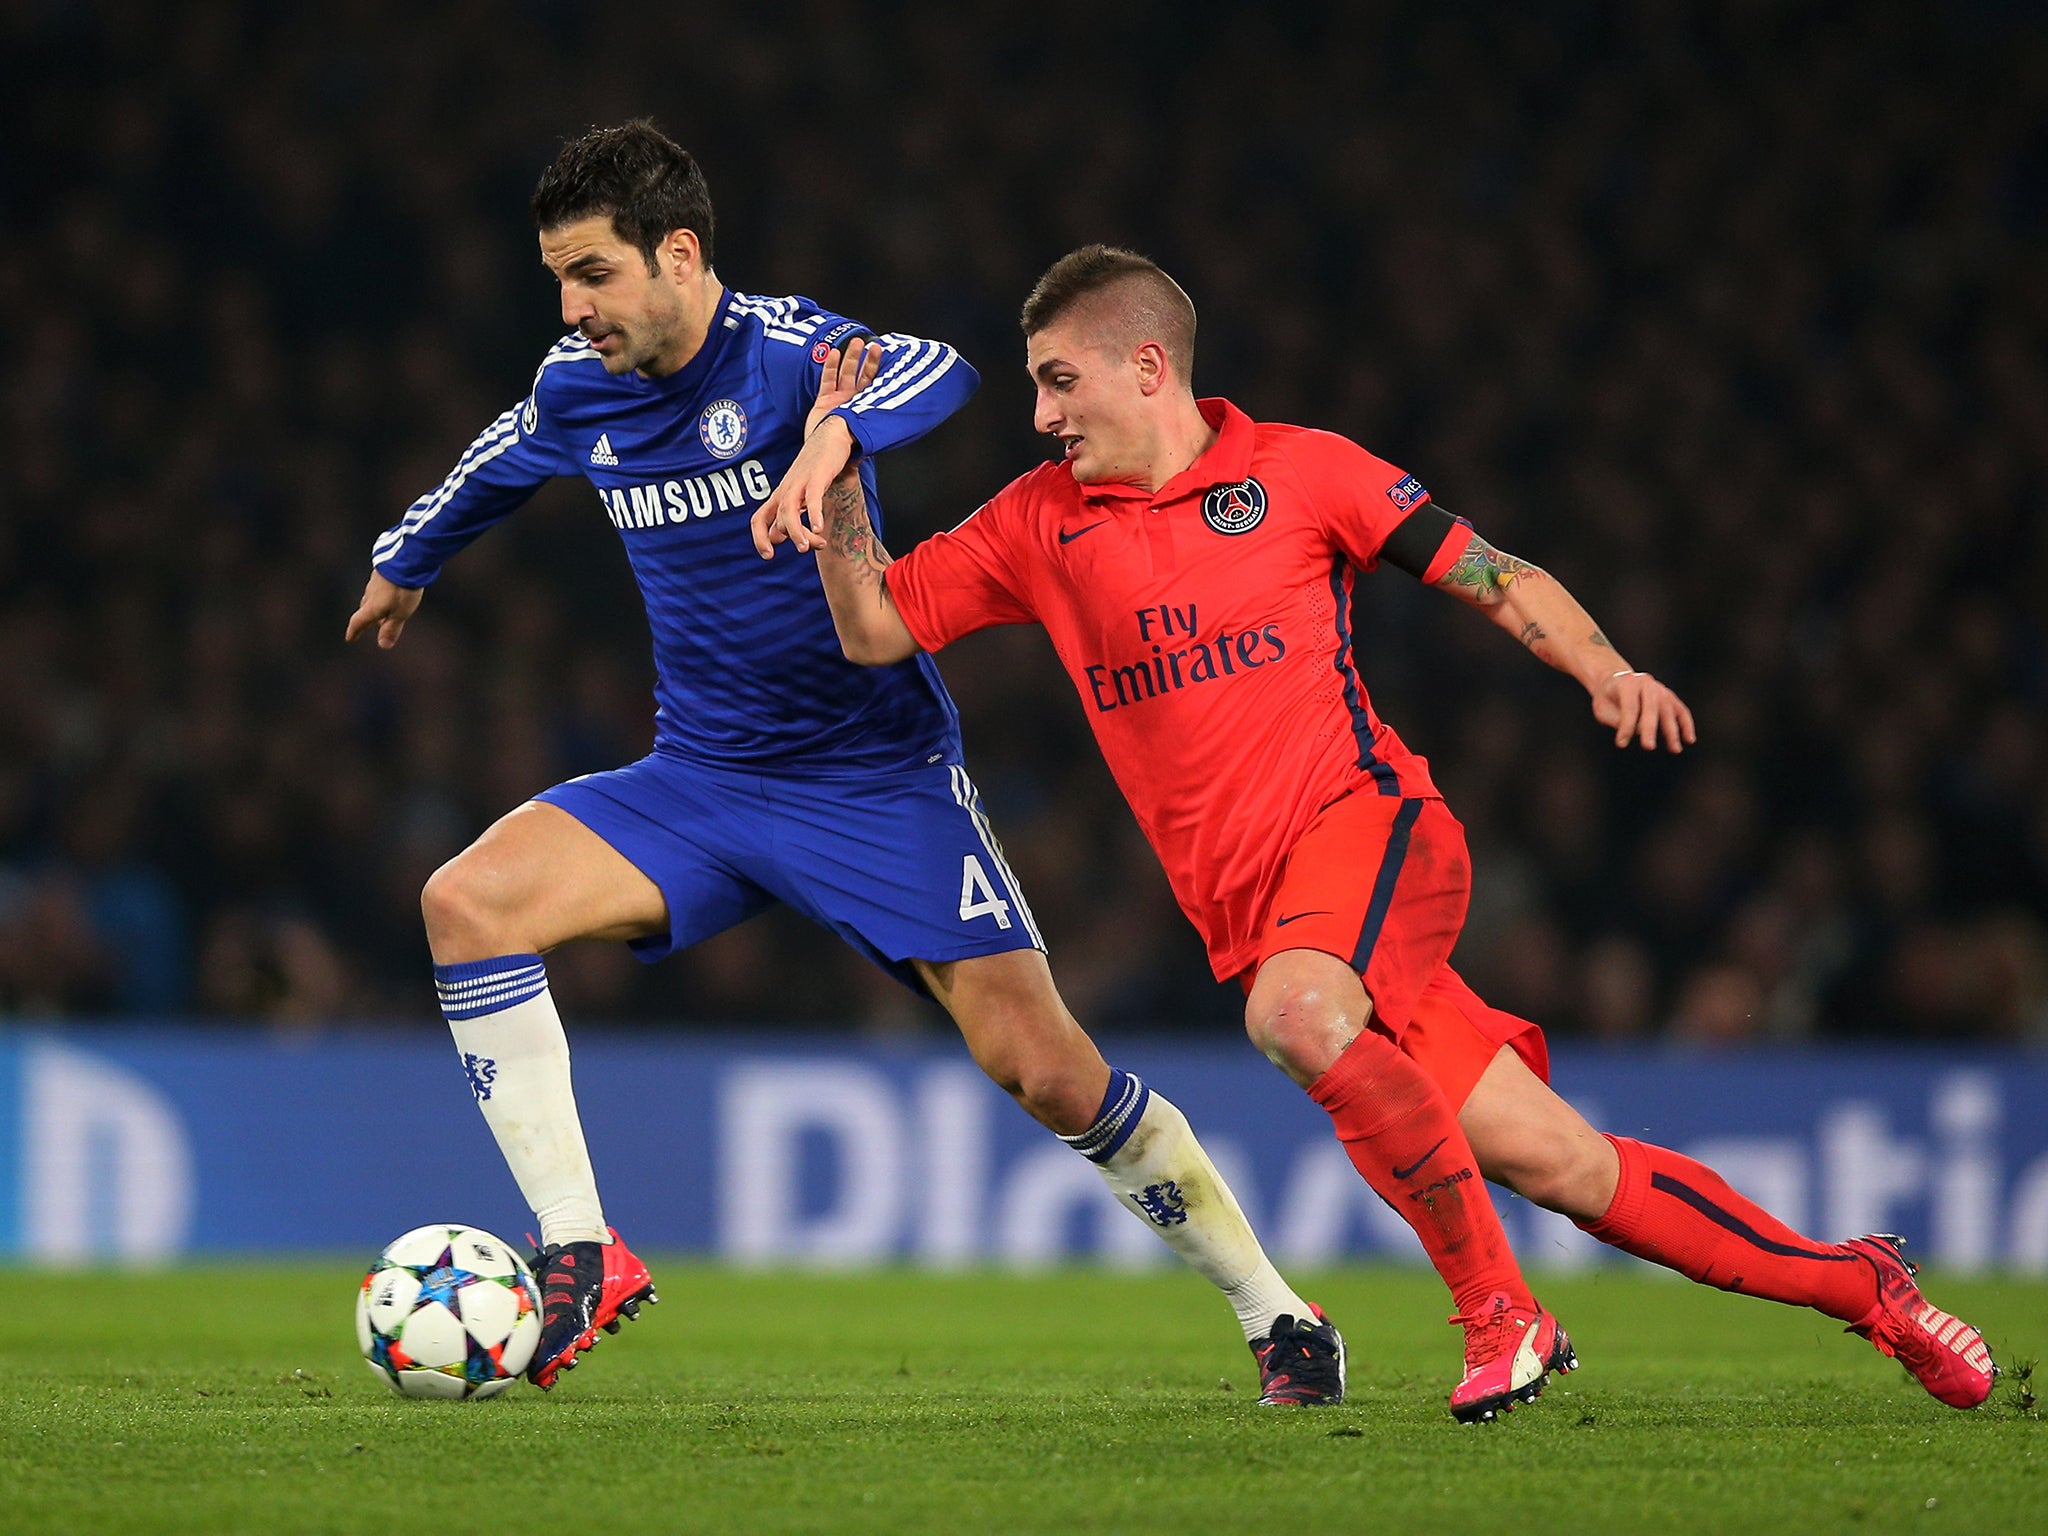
[699,398,749,460]
[1202,477,1267,536]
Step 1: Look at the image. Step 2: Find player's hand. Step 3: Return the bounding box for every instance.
[804,336,879,438]
[344,571,425,649]
[751,339,883,559]
[1592,669,1696,752]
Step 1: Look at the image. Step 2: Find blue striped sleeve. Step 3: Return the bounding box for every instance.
[828,330,979,457]
[371,341,583,587]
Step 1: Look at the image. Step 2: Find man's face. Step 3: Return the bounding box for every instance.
[1027,319,1148,485]
[538,215,687,376]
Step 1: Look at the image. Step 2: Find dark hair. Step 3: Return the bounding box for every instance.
[1019,245,1197,378]
[531,119,716,273]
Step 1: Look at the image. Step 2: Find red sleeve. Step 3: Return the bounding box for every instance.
[1288,430,1462,577]
[884,481,1038,652]
[1414,516,1470,585]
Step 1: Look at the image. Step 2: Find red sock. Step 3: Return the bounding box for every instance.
[1578,1135,1877,1322]
[1309,1030,1533,1318]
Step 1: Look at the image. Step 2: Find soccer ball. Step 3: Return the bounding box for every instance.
[356,1224,542,1399]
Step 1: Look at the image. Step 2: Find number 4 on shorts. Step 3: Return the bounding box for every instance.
[958,854,1013,929]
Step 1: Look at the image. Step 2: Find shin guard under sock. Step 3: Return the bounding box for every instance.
[436,954,609,1248]
[1064,1069,1317,1341]
[1308,1030,1532,1318]
[1576,1135,1877,1321]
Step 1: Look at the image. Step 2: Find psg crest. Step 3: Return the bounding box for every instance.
[698,398,749,459]
[1202,477,1268,536]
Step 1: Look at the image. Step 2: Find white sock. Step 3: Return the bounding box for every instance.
[435,954,609,1248]
[1062,1069,1316,1342]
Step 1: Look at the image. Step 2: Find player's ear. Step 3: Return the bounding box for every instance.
[1133,339,1169,397]
[661,228,701,283]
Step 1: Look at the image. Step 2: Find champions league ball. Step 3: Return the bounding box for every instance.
[356,1224,542,1399]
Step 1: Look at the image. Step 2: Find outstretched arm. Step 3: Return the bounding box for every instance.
[1432,530,1695,752]
[349,381,565,649]
[812,467,920,665]
[753,337,882,559]
[762,342,1033,662]
[752,340,919,663]
[754,327,978,560]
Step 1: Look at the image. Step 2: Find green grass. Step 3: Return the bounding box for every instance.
[0,1265,2042,1535]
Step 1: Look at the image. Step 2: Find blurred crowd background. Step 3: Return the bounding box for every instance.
[2,0,2044,1043]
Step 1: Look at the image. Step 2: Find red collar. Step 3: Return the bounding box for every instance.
[1078,398,1255,504]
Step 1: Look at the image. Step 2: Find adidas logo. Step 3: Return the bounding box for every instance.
[589,433,619,467]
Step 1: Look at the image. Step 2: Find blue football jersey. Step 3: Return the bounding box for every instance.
[371,289,977,773]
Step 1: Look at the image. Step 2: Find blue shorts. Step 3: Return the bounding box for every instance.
[533,751,1043,990]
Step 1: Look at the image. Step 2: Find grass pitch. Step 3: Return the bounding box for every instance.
[1,1264,2042,1535]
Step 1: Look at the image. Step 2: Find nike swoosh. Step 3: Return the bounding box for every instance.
[1391,1138,1448,1182]
[1274,910,1333,927]
[1058,521,1109,544]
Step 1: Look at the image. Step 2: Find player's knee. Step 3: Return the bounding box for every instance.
[943,959,1105,1134]
[420,857,513,956]
[977,1042,1095,1135]
[1016,1062,1100,1137]
[964,1029,1026,1099]
[960,1026,1091,1134]
[1244,984,1347,1081]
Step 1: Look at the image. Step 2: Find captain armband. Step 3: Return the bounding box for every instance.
[1379,503,1465,579]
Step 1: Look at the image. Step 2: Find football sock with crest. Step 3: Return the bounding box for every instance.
[1576,1135,1878,1321]
[435,954,610,1249]
[1309,1028,1534,1319]
[1063,1068,1317,1342]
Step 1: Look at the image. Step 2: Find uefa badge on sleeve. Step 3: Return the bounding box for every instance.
[699,398,749,460]
[1202,477,1268,536]
[1385,474,1427,510]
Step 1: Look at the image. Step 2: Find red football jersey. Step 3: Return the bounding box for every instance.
[886,398,1469,981]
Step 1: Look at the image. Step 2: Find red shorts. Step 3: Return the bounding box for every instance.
[1242,792,1549,1109]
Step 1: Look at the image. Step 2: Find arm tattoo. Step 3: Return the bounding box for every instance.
[823,476,892,580]
[1517,621,1547,650]
[1433,533,1542,606]
[1587,628,1614,650]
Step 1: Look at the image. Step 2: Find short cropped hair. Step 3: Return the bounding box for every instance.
[531,119,716,273]
[1019,245,1197,380]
